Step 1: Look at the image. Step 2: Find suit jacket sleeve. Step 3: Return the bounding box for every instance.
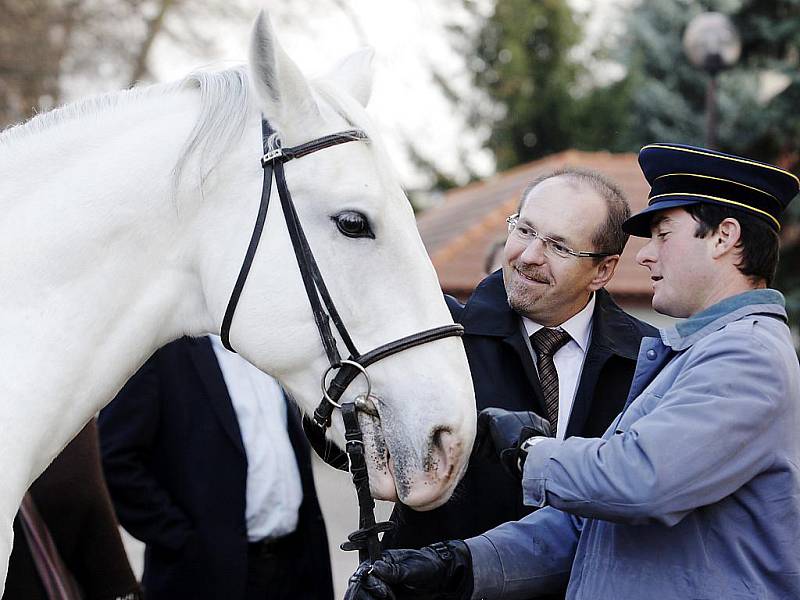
[466,506,579,599]
[98,356,195,551]
[521,327,785,526]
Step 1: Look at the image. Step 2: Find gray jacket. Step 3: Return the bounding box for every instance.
[467,289,800,600]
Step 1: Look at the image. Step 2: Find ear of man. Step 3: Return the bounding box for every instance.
[588,255,620,291]
[710,217,743,261]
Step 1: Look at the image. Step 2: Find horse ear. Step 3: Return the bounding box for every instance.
[248,10,320,136]
[324,48,374,107]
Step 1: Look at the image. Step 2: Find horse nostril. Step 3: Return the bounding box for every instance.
[424,427,455,475]
[430,426,452,451]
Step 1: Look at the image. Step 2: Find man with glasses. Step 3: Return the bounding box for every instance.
[382,168,656,573]
[348,144,800,600]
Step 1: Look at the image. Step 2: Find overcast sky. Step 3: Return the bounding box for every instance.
[151,0,626,188]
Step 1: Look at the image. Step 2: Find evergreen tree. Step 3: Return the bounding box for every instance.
[622,0,800,157]
[446,0,635,172]
[620,0,800,336]
[471,0,583,169]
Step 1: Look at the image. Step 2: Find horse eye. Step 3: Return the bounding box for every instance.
[333,211,374,239]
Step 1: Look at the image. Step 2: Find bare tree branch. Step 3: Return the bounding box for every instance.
[129,0,178,85]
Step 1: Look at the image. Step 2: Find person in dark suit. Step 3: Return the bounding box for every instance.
[5,420,141,600]
[383,167,657,555]
[98,336,333,600]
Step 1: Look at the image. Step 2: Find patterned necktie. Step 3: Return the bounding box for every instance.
[530,327,572,434]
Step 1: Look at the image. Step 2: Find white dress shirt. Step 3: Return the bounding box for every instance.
[522,293,595,440]
[209,335,303,542]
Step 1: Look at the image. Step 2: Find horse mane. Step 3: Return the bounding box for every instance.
[171,66,251,191]
[0,81,174,147]
[0,65,375,194]
[0,77,223,153]
[0,66,253,190]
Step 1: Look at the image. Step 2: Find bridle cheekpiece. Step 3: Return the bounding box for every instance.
[220,118,464,562]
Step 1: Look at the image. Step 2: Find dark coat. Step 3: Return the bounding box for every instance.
[4,421,140,600]
[383,271,657,550]
[98,337,334,600]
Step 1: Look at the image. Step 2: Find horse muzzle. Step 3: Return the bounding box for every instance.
[358,405,466,510]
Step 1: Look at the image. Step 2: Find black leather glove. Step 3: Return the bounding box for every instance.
[344,560,396,600]
[474,407,552,477]
[343,541,473,600]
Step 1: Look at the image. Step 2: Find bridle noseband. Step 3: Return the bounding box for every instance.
[220,118,464,562]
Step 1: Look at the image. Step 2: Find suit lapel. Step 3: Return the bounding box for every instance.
[565,290,650,438]
[284,396,314,498]
[188,337,246,456]
[565,344,613,438]
[460,271,548,415]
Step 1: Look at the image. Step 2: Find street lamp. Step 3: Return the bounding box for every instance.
[682,12,741,149]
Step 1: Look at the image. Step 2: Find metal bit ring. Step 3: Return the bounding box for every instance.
[321,359,371,409]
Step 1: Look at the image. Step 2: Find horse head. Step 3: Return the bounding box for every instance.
[192,12,476,510]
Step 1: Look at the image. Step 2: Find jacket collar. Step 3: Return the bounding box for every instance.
[660,288,787,351]
[458,270,519,337]
[187,336,246,456]
[584,290,643,361]
[460,270,642,361]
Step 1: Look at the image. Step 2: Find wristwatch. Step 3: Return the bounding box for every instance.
[517,436,547,472]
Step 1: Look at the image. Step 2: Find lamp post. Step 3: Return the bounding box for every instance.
[682,12,741,149]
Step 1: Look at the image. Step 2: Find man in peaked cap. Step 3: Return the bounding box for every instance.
[344,144,800,600]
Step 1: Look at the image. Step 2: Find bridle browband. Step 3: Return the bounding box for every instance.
[220,118,464,562]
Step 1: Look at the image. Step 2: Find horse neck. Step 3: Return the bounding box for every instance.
[0,91,215,490]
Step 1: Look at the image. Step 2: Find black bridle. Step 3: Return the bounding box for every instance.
[220,118,464,562]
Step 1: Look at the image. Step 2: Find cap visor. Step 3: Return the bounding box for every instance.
[623,199,701,237]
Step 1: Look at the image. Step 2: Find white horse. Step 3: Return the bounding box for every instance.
[0,11,475,590]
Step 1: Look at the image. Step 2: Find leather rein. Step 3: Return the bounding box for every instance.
[220,118,464,562]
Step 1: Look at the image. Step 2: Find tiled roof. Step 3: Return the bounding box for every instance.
[417,150,654,302]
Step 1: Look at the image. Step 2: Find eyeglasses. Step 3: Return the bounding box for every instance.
[506,214,613,259]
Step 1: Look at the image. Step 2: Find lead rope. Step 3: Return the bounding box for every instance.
[339,403,395,562]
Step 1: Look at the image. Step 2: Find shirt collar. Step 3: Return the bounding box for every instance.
[522,293,596,353]
[208,334,227,353]
[660,288,787,351]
